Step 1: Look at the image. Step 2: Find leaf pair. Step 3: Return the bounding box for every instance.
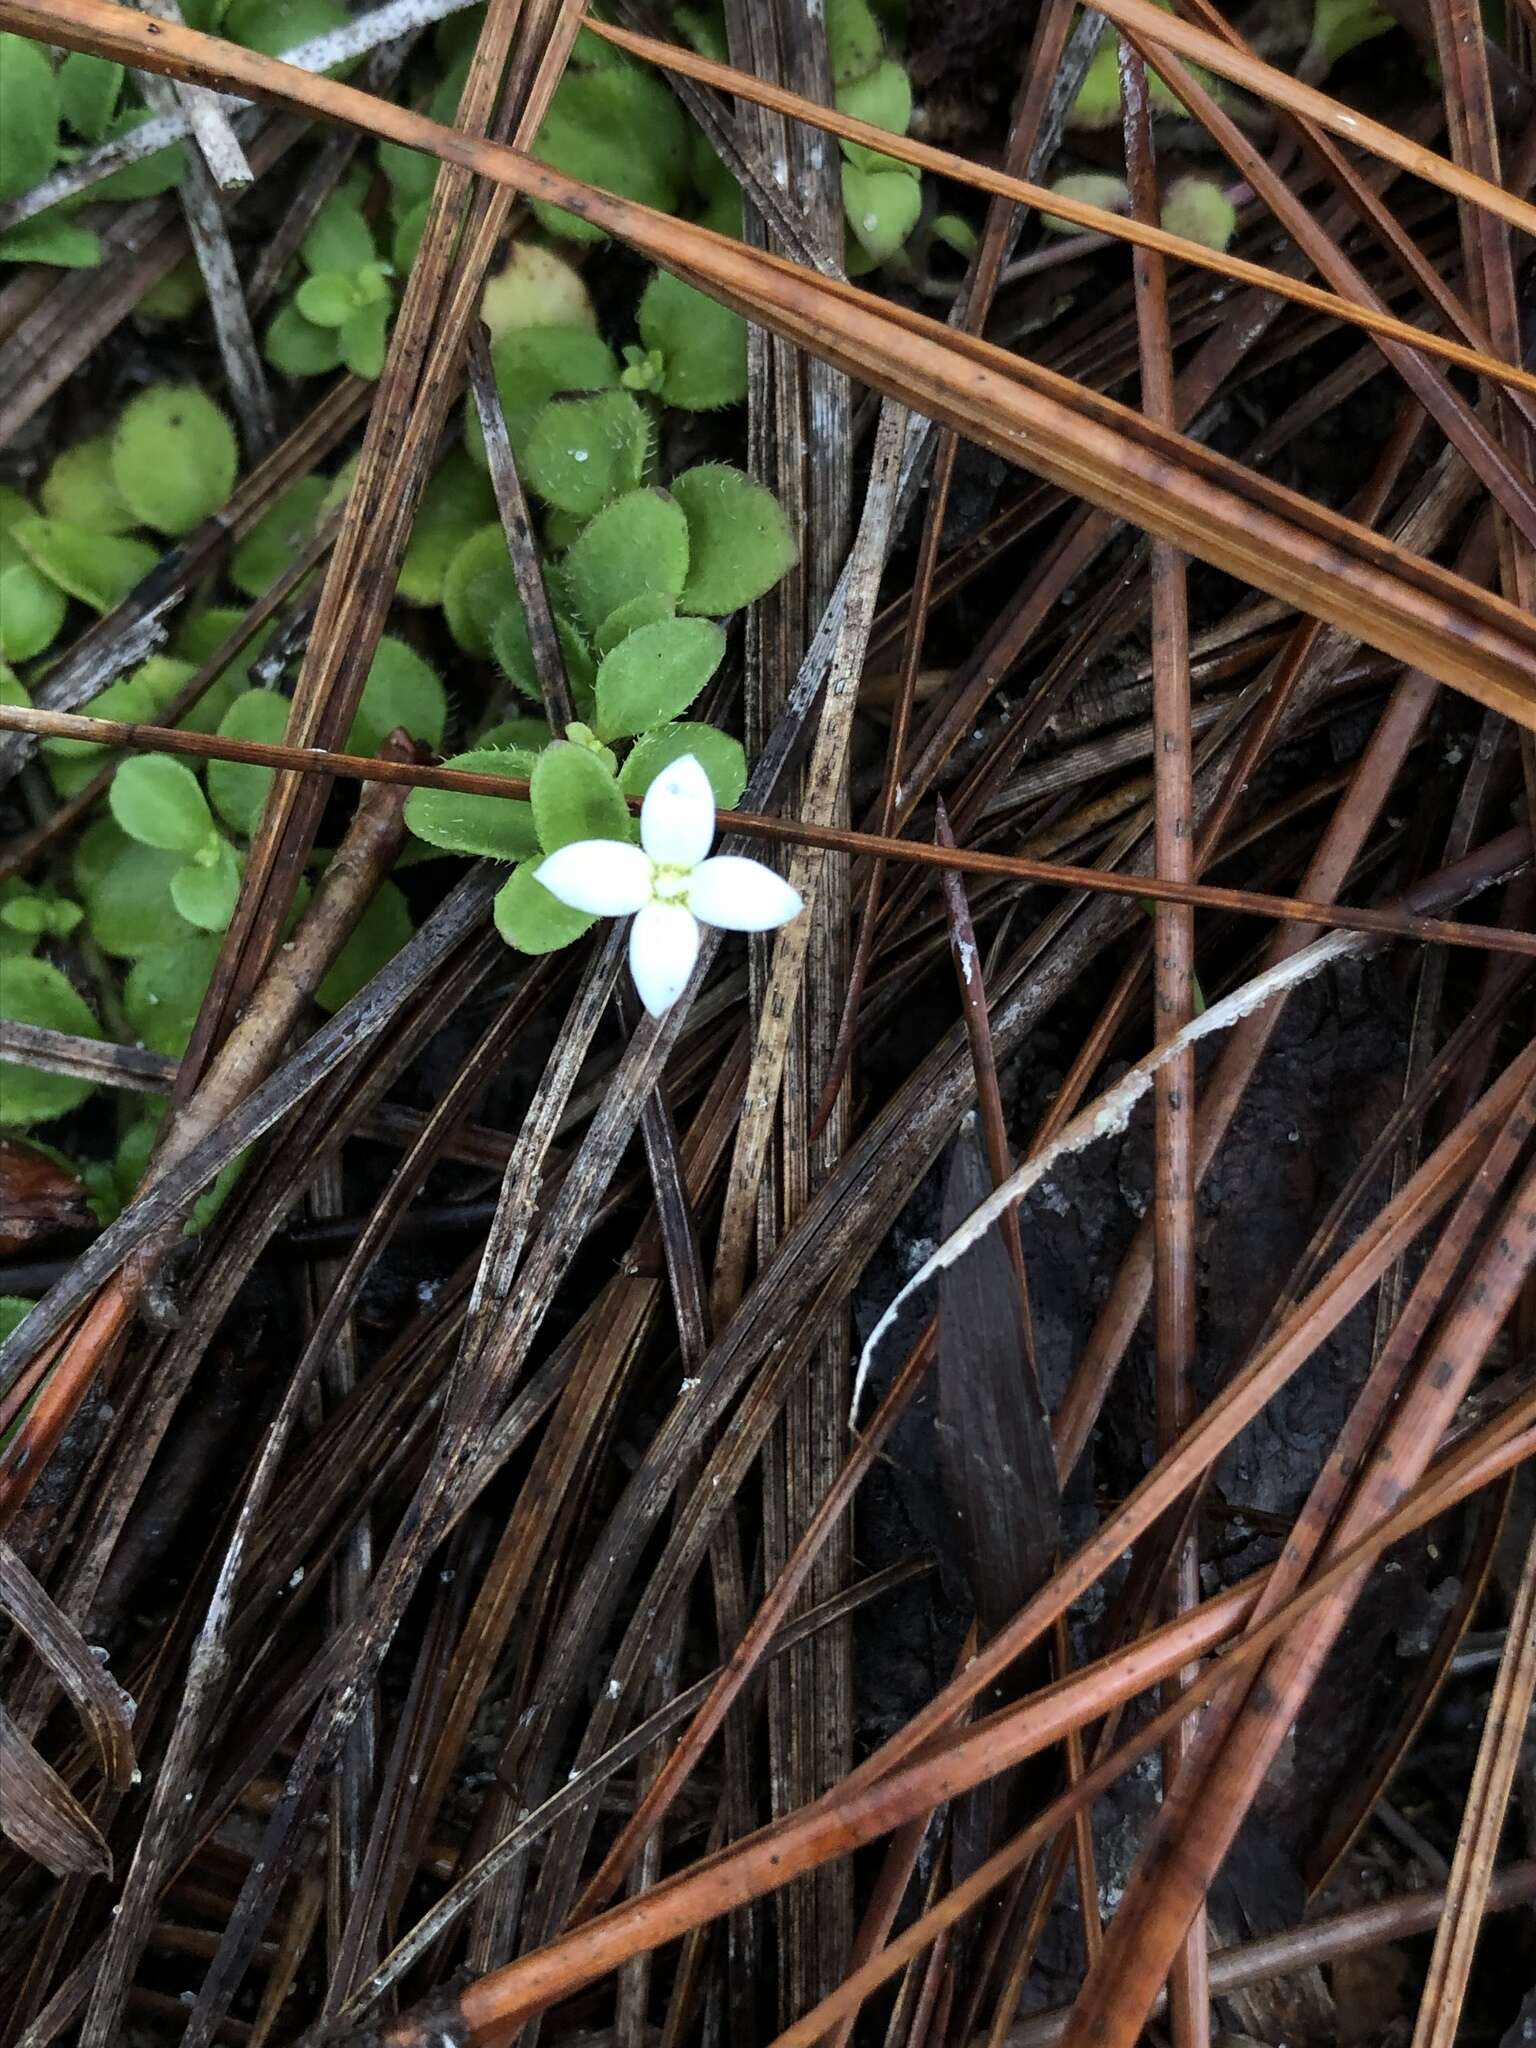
[266,194,394,380]
[108,755,242,933]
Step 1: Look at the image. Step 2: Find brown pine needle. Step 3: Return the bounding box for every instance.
[0,700,1530,958]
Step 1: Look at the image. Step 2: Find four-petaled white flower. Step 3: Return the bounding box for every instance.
[536,753,803,1018]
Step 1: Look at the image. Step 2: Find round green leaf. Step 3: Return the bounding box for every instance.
[340,297,389,379]
[349,636,446,756]
[0,34,60,204]
[563,487,689,633]
[522,390,650,518]
[9,518,158,612]
[316,879,412,1012]
[489,603,594,710]
[671,465,799,617]
[493,861,595,954]
[530,738,632,853]
[265,300,346,377]
[827,0,883,85]
[0,958,100,1129]
[442,525,519,658]
[466,326,621,470]
[398,448,496,606]
[403,747,539,862]
[294,271,358,328]
[835,57,911,136]
[0,211,102,268]
[171,837,241,931]
[135,652,236,738]
[595,592,676,656]
[635,270,747,411]
[392,195,431,273]
[300,194,374,276]
[841,161,922,263]
[109,752,214,854]
[123,934,220,1055]
[619,721,747,809]
[80,832,189,955]
[92,108,184,200]
[0,556,66,662]
[476,716,552,752]
[223,0,347,55]
[593,616,725,742]
[138,257,205,321]
[40,436,136,535]
[208,688,289,835]
[112,386,238,536]
[531,62,689,244]
[229,474,327,599]
[170,608,274,705]
[40,673,153,777]
[58,51,123,142]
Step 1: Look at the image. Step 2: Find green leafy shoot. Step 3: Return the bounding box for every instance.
[624,270,747,411]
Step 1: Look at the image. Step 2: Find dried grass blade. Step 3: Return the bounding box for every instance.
[0,1538,135,1793]
[0,1706,112,1880]
[581,13,1536,404]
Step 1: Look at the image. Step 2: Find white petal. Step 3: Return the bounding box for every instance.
[629,901,700,1017]
[536,840,652,916]
[640,753,716,869]
[686,855,803,933]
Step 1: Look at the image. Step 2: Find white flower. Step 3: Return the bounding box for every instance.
[535,753,803,1017]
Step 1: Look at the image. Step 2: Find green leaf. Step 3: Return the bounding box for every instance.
[842,160,922,262]
[58,52,123,141]
[0,213,103,268]
[109,752,214,853]
[827,0,883,85]
[348,636,447,756]
[264,299,346,377]
[40,672,153,774]
[476,716,553,753]
[594,591,676,656]
[300,194,374,276]
[403,746,539,861]
[531,61,689,245]
[123,934,220,1055]
[229,473,327,598]
[523,389,650,518]
[136,652,236,738]
[0,555,66,662]
[493,861,595,953]
[294,270,358,327]
[340,297,389,379]
[465,325,620,468]
[0,1296,35,1345]
[391,195,431,273]
[442,524,519,659]
[207,687,289,835]
[171,836,241,931]
[1041,172,1130,236]
[1160,176,1237,252]
[138,257,205,321]
[530,738,632,852]
[0,34,60,204]
[931,211,979,259]
[92,108,184,200]
[170,608,274,700]
[223,0,348,55]
[593,616,725,741]
[9,518,158,611]
[489,605,596,711]
[671,465,798,617]
[835,56,910,136]
[0,958,100,1129]
[1307,0,1396,68]
[40,437,136,534]
[316,879,412,1012]
[398,448,496,606]
[634,271,747,411]
[112,386,238,537]
[619,721,747,809]
[563,486,690,634]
